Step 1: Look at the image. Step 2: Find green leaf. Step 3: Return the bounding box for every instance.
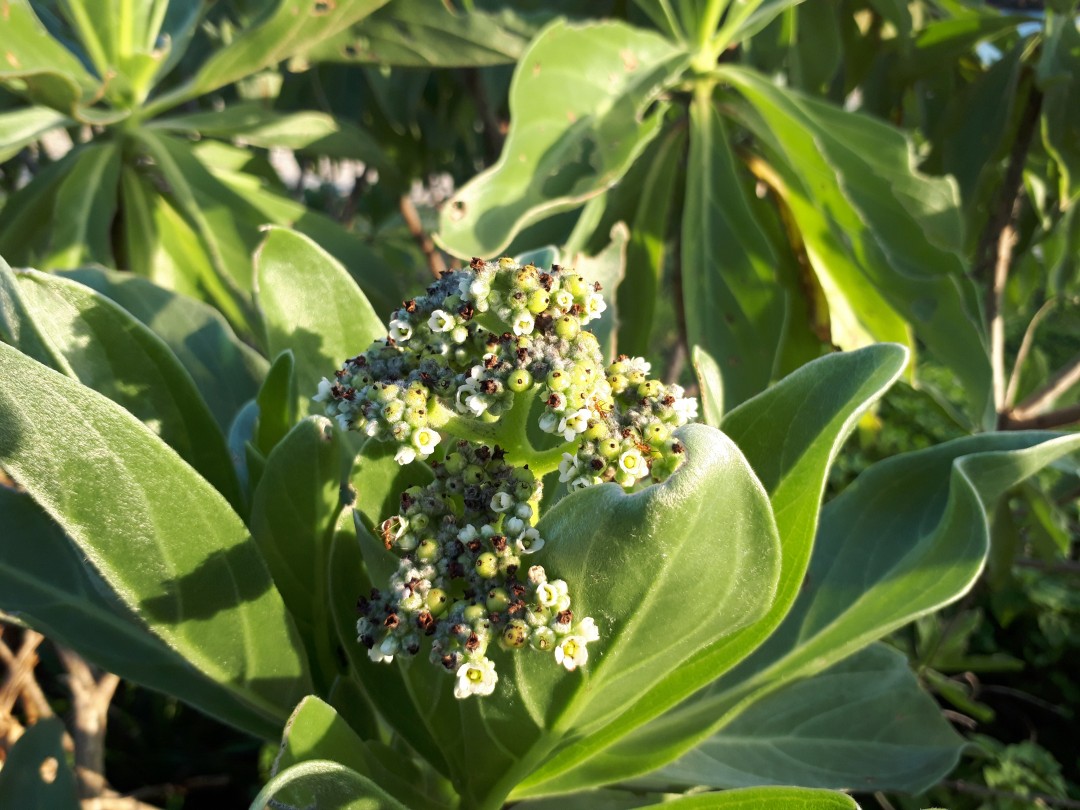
[251,417,344,692]
[651,787,859,809]
[0,486,283,738]
[0,718,78,810]
[641,644,963,793]
[272,696,448,810]
[569,222,628,362]
[309,0,550,66]
[154,0,390,113]
[58,266,268,432]
[0,105,72,163]
[692,344,724,427]
[721,67,993,424]
[250,760,408,810]
[0,341,312,728]
[908,13,1024,79]
[255,350,299,456]
[682,89,786,408]
[0,151,77,266]
[0,254,66,371]
[618,125,684,358]
[255,227,384,418]
[350,437,432,534]
[1037,7,1080,203]
[157,102,391,169]
[42,142,122,269]
[229,399,262,503]
[0,0,118,122]
[437,20,687,258]
[517,345,907,796]
[14,269,242,509]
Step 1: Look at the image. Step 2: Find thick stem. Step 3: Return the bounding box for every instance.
[400,195,446,279]
[989,218,1017,413]
[56,646,121,799]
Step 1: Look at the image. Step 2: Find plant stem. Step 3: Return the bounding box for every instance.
[400,195,446,279]
[1005,297,1058,408]
[989,216,1017,414]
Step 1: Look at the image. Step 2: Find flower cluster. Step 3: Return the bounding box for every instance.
[355,441,599,697]
[319,257,699,698]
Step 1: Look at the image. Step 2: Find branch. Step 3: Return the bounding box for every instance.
[399,195,446,279]
[1005,297,1058,408]
[989,219,1018,413]
[80,798,164,810]
[56,646,121,800]
[0,627,53,725]
[1000,402,1080,430]
[1010,352,1080,420]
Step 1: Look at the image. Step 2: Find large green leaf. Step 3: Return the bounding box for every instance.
[272,696,449,809]
[515,345,907,797]
[42,141,122,269]
[59,266,268,432]
[0,0,119,122]
[437,20,687,257]
[150,0,390,114]
[654,787,858,809]
[250,760,408,810]
[682,90,786,407]
[0,105,71,163]
[0,717,78,810]
[396,423,782,807]
[14,269,242,508]
[0,342,312,726]
[156,103,390,170]
[1037,6,1080,203]
[0,487,284,738]
[255,227,384,418]
[310,0,538,66]
[639,644,963,793]
[720,67,993,424]
[251,417,345,691]
[589,429,1080,792]
[0,254,65,371]
[255,350,299,456]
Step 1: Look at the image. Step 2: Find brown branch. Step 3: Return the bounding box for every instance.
[0,630,46,727]
[462,68,505,166]
[80,798,164,810]
[973,84,1042,283]
[942,779,1080,809]
[56,646,121,800]
[399,195,446,279]
[989,220,1018,413]
[1000,403,1080,430]
[0,628,53,727]
[1010,353,1080,419]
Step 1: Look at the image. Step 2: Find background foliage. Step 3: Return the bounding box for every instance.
[1,1,1079,808]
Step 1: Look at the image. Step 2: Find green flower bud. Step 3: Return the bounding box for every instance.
[464,465,485,486]
[486,587,510,613]
[546,369,570,391]
[555,315,579,340]
[563,273,588,298]
[476,552,499,579]
[607,373,628,394]
[404,406,426,428]
[463,603,488,623]
[416,538,439,563]
[527,289,550,313]
[598,438,621,459]
[638,379,662,399]
[444,452,466,475]
[530,626,556,652]
[382,400,405,423]
[501,619,529,649]
[507,368,533,393]
[426,588,449,616]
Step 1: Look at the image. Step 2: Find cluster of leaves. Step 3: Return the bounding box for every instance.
[1,0,1079,808]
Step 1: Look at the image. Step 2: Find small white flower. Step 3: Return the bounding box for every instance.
[411,427,440,457]
[469,277,490,299]
[536,581,560,607]
[451,325,469,344]
[569,475,598,492]
[457,525,479,543]
[557,408,591,441]
[335,413,352,432]
[515,502,532,520]
[577,616,600,643]
[505,516,526,535]
[369,635,399,664]
[512,311,535,336]
[539,412,559,433]
[558,452,580,483]
[515,528,544,555]
[554,635,589,671]
[553,290,574,311]
[673,396,699,424]
[313,377,333,403]
[625,357,652,376]
[363,420,380,437]
[428,309,455,332]
[395,446,417,465]
[368,646,393,664]
[583,292,607,322]
[618,448,646,478]
[454,657,498,699]
[490,492,514,512]
[388,317,413,341]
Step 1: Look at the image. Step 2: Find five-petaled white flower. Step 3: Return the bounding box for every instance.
[619,448,646,478]
[411,427,441,457]
[512,311,535,336]
[557,408,591,441]
[454,657,498,699]
[428,309,455,333]
[389,317,413,341]
[554,635,589,671]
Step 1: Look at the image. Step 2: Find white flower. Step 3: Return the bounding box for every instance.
[313,377,333,402]
[490,492,514,512]
[388,317,413,341]
[536,581,560,607]
[554,635,589,671]
[457,525,479,543]
[577,616,600,643]
[673,396,699,425]
[428,309,455,332]
[515,528,544,555]
[505,516,526,535]
[558,452,580,483]
[539,412,559,433]
[557,408,591,441]
[411,427,440,457]
[553,290,574,311]
[455,365,488,416]
[625,357,652,375]
[512,311,535,336]
[395,446,417,465]
[515,502,533,520]
[469,277,490,299]
[335,413,352,432]
[618,448,646,478]
[454,657,498,699]
[363,420,380,437]
[583,292,607,323]
[569,475,599,492]
[546,391,567,412]
[369,635,399,664]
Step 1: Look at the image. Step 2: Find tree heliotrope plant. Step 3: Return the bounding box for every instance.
[316,258,698,697]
